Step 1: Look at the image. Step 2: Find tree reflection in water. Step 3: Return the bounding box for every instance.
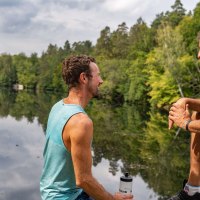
[0,89,190,200]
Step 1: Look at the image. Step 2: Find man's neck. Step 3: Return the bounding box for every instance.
[64,88,91,108]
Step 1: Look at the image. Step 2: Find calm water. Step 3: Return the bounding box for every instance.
[0,89,190,200]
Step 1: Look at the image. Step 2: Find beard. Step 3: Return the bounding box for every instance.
[92,88,100,98]
[88,83,100,99]
[93,91,101,99]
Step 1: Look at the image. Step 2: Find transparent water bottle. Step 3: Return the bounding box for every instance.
[119,172,133,194]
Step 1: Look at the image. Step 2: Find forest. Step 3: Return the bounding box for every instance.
[0,0,200,109]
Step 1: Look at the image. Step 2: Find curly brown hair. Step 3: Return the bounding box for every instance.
[62,55,96,90]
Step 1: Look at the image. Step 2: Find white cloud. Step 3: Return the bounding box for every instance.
[0,0,199,55]
[102,0,140,12]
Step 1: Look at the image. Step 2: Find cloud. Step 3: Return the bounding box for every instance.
[0,0,23,7]
[102,0,140,12]
[0,0,199,55]
[0,0,38,34]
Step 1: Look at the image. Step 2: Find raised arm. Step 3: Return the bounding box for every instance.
[185,98,200,112]
[171,98,200,112]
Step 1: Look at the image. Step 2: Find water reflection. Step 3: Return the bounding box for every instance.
[0,89,190,200]
[0,116,44,200]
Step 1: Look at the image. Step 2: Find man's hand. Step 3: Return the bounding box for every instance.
[114,192,133,200]
[168,98,188,129]
[169,103,191,129]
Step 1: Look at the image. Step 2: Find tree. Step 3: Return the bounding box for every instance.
[110,22,129,58]
[126,56,149,103]
[58,40,72,60]
[38,44,61,90]
[13,53,38,89]
[166,0,186,27]
[71,40,93,55]
[0,54,16,86]
[52,63,66,92]
[98,59,129,103]
[145,24,195,108]
[151,12,166,30]
[95,26,112,58]
[129,18,154,58]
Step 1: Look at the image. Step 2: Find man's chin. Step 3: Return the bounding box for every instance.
[92,92,101,99]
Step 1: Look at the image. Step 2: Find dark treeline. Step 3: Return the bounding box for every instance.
[1,0,200,109]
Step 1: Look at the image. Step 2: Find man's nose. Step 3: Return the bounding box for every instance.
[99,77,103,85]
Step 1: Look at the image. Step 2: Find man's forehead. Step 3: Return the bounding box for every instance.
[90,62,100,72]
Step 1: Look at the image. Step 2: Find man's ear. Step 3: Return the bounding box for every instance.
[79,72,87,83]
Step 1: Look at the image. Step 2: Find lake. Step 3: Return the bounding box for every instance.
[0,89,190,200]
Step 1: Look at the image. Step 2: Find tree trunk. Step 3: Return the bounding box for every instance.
[175,78,184,97]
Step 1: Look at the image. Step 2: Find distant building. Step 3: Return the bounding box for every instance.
[13,84,24,91]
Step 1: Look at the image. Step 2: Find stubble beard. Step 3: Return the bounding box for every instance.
[90,86,100,99]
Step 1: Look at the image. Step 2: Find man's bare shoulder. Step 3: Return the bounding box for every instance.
[70,112,93,128]
[66,113,93,145]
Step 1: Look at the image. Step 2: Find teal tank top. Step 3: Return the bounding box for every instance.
[40,100,85,200]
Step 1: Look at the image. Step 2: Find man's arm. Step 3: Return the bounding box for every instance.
[185,98,200,112]
[171,98,200,112]
[187,119,200,134]
[68,113,132,200]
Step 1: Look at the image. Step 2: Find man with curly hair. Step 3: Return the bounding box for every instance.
[40,55,133,200]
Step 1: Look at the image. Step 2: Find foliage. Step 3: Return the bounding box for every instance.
[0,0,200,108]
[0,54,16,86]
[97,58,129,103]
[145,24,199,108]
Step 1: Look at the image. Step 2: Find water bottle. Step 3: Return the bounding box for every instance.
[119,172,133,194]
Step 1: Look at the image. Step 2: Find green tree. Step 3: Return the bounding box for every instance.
[57,40,72,61]
[145,24,195,108]
[129,18,154,58]
[126,56,149,103]
[166,0,186,27]
[110,22,129,58]
[0,54,16,86]
[151,12,166,30]
[72,40,93,55]
[37,44,61,90]
[95,26,112,58]
[13,53,37,89]
[178,2,200,54]
[98,59,129,103]
[126,18,154,103]
[52,63,66,92]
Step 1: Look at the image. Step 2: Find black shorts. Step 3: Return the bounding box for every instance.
[75,191,94,200]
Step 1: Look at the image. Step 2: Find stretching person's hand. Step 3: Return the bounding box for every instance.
[168,98,189,129]
[169,102,191,129]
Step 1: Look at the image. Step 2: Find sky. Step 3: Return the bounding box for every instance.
[0,0,199,56]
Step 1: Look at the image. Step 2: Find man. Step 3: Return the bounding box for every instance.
[168,43,200,200]
[40,55,133,200]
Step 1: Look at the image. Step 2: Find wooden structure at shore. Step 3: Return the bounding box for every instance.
[13,84,24,91]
